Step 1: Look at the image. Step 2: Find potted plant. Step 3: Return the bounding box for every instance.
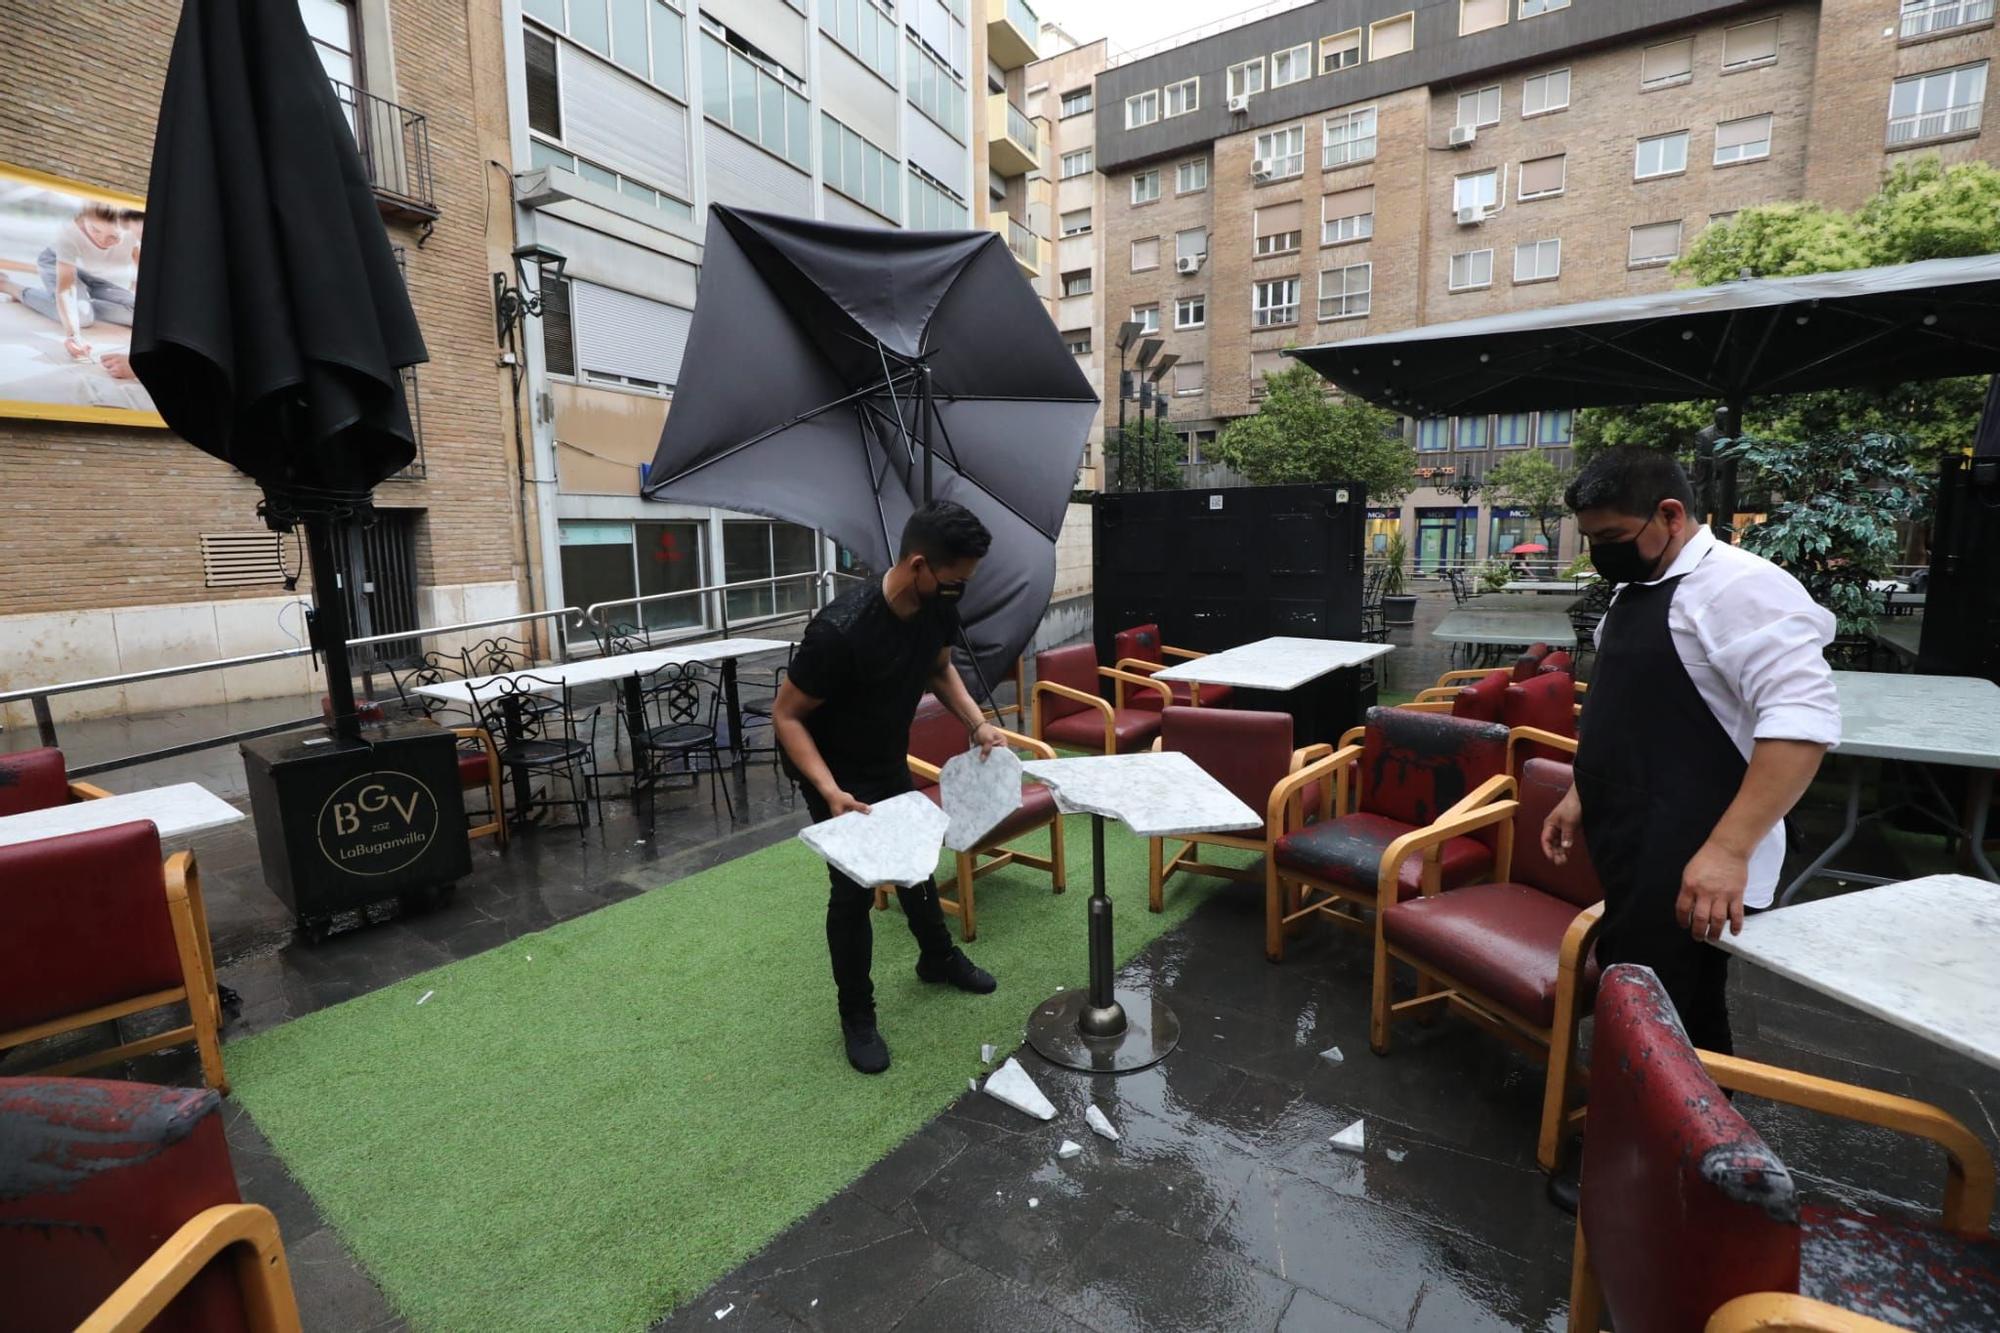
[1380,530,1418,626]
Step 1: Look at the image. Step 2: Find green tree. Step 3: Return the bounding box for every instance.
[1212,363,1416,504]
[1484,451,1575,547]
[1106,415,1184,491]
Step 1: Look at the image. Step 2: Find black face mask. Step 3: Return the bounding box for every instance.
[1587,512,1666,585]
[932,579,967,604]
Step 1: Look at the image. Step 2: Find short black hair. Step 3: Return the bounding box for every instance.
[899,500,992,565]
[1564,445,1697,518]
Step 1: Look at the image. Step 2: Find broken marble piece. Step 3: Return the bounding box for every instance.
[1021,752,1262,839]
[980,1043,996,1063]
[1084,1104,1120,1142]
[940,746,1025,851]
[1387,1148,1407,1163]
[798,790,949,887]
[1057,1139,1082,1160]
[983,1057,1056,1121]
[714,1305,733,1321]
[1028,1198,1039,1209]
[1319,1045,1344,1065]
[1329,1119,1366,1154]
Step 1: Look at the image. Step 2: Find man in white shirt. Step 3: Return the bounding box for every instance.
[0,203,142,361]
[1542,446,1839,1058]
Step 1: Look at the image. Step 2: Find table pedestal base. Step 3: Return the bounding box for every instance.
[1027,986,1180,1073]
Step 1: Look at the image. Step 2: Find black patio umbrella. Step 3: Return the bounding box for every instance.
[130,0,427,741]
[642,207,1097,688]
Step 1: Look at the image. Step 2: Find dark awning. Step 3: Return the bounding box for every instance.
[1286,253,2000,417]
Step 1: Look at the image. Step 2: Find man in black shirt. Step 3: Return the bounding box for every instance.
[774,502,1005,1074]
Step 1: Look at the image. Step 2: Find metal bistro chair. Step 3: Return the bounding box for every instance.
[632,662,736,819]
[481,674,604,838]
[465,634,567,722]
[387,654,507,846]
[731,645,797,776]
[388,650,474,725]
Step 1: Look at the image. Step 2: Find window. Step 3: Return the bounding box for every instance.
[1253,277,1301,326]
[723,519,817,621]
[1514,237,1561,282]
[1251,348,1289,395]
[821,113,899,220]
[1715,113,1772,164]
[1174,361,1206,396]
[1494,412,1532,448]
[1061,269,1092,296]
[1131,168,1161,203]
[1176,227,1207,263]
[1520,0,1569,15]
[1254,124,1306,177]
[1457,415,1490,450]
[1321,29,1361,73]
[1132,304,1161,334]
[1323,106,1378,166]
[1322,185,1375,244]
[1461,0,1507,36]
[524,0,690,100]
[1370,13,1415,59]
[1063,329,1092,354]
[1889,62,1988,143]
[907,166,968,229]
[539,272,574,375]
[821,0,898,83]
[1635,130,1689,178]
[1457,85,1501,128]
[1319,262,1371,319]
[1254,201,1303,256]
[1165,76,1199,116]
[1131,236,1161,271]
[1518,153,1566,199]
[1060,208,1092,236]
[1629,219,1683,266]
[560,521,709,635]
[1537,408,1574,445]
[700,22,811,168]
[1642,37,1694,88]
[1902,0,1998,40]
[1454,168,1498,212]
[1175,294,1207,329]
[1523,67,1569,115]
[1227,58,1266,100]
[1060,148,1094,178]
[1176,158,1208,192]
[1273,43,1312,87]
[1060,86,1093,117]
[906,36,967,139]
[1723,18,1779,70]
[1449,248,1494,290]
[1126,88,1161,128]
[1417,418,1450,451]
[525,28,563,138]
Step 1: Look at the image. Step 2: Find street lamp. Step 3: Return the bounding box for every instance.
[1146,353,1179,486]
[1446,460,1484,506]
[1113,320,1144,489]
[493,241,568,347]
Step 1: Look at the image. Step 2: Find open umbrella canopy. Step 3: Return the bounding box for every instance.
[1286,254,2000,418]
[644,206,1097,684]
[1508,542,1548,555]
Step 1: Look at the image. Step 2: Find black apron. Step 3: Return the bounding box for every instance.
[1573,564,1744,1053]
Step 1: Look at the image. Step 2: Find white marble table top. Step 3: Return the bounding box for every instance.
[1431,609,1577,648]
[1502,581,1593,595]
[797,790,949,887]
[1148,636,1393,691]
[414,637,792,707]
[1829,670,2000,767]
[1022,752,1263,838]
[939,746,1026,852]
[0,783,245,849]
[1715,874,2000,1072]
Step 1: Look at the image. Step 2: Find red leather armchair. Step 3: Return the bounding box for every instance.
[0,747,112,814]
[0,1077,301,1333]
[1503,670,1579,770]
[1112,623,1234,711]
[1031,644,1172,754]
[0,822,227,1093]
[1263,708,1512,964]
[872,695,1065,941]
[1569,964,1997,1333]
[1375,757,1604,1169]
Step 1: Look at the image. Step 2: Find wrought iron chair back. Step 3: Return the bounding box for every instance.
[463,635,540,679]
[389,651,471,722]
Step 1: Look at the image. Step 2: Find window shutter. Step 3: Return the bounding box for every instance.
[1716,114,1770,149]
[1371,15,1413,58]
[1723,19,1777,66]
[1176,362,1206,395]
[1461,0,1506,35]
[1255,200,1303,236]
[1131,237,1160,268]
[1322,184,1374,220]
[540,275,575,376]
[1519,154,1565,195]
[526,30,562,138]
[571,280,692,385]
[1642,38,1693,83]
[1177,228,1207,260]
[1629,221,1682,263]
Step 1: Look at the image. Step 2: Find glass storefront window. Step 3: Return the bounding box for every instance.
[723,519,818,622]
[636,521,704,631]
[559,520,706,640]
[1415,506,1478,573]
[1364,507,1400,556]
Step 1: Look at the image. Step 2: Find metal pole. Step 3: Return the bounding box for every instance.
[920,361,935,504]
[1080,814,1124,1035]
[304,516,363,743]
[1715,398,1743,540]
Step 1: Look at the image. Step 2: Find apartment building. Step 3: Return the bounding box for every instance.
[0,0,526,725]
[1090,0,2000,567]
[503,0,979,636]
[972,1,1052,306]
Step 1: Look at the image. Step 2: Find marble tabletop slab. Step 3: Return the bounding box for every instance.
[1149,636,1393,691]
[1430,609,1577,648]
[797,790,949,887]
[1502,581,1593,595]
[1022,752,1263,839]
[414,637,793,707]
[1715,874,2000,1072]
[938,746,1025,852]
[1829,670,2000,766]
[0,783,245,849]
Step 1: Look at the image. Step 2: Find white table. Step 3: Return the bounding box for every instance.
[0,783,244,849]
[1779,671,2000,903]
[1149,635,1392,693]
[1502,580,1593,595]
[1431,608,1577,649]
[1718,874,2000,1073]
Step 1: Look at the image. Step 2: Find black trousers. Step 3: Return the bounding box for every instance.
[802,785,954,1021]
[1598,920,1735,1057]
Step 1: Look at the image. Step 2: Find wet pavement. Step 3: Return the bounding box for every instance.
[7,607,1997,1332]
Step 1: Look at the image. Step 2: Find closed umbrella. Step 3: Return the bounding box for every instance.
[643,206,1097,687]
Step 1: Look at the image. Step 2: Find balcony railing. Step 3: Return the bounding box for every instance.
[1888,101,1983,144]
[1007,101,1036,148]
[1900,0,1993,38]
[330,79,439,221]
[987,0,1039,67]
[1008,218,1041,269]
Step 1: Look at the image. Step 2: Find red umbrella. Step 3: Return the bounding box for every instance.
[1509,542,1549,554]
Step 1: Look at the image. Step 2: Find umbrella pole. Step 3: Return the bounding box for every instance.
[304,515,364,744]
[920,360,935,503]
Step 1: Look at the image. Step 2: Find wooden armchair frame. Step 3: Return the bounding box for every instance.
[1,851,228,1093]
[77,1202,302,1333]
[1507,724,1580,774]
[1148,741,1335,921]
[449,725,508,847]
[70,779,114,800]
[1115,641,1214,707]
[1569,1053,1997,1333]
[1031,668,1173,754]
[873,728,1065,941]
[978,657,1029,732]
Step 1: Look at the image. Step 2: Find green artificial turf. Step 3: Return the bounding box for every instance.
[227,817,1246,1332]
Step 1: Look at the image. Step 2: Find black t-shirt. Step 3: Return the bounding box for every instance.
[787,581,959,800]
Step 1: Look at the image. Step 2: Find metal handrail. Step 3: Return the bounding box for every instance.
[585,571,827,645]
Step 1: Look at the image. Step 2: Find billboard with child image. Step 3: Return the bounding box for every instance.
[0,162,163,427]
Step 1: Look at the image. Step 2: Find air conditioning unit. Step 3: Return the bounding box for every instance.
[1175,254,1201,274]
[1448,124,1478,148]
[1251,157,1276,181]
[1456,205,1488,225]
[1228,93,1251,113]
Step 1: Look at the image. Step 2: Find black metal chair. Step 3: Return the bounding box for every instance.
[731,646,797,775]
[632,662,736,818]
[388,651,473,725]
[478,674,604,838]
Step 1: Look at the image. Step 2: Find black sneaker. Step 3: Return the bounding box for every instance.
[841,1015,891,1074]
[916,947,996,994]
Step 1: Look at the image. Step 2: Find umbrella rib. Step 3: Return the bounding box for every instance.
[647,370,921,490]
[853,399,898,559]
[921,399,1056,539]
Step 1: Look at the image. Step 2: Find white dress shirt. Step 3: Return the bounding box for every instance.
[1595,524,1841,906]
